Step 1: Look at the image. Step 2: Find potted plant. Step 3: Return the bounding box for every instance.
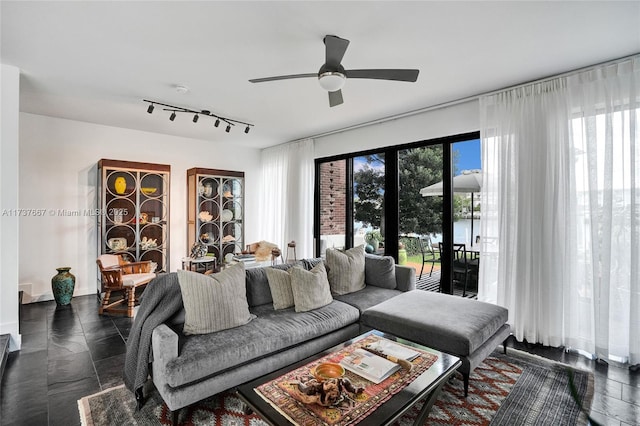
[365,230,383,251]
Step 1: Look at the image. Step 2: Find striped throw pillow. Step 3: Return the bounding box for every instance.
[325,245,366,295]
[290,262,333,312]
[177,263,254,335]
[265,267,295,310]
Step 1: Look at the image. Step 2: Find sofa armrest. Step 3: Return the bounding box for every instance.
[152,324,179,367]
[395,265,416,292]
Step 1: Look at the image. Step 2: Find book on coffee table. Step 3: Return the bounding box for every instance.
[364,338,420,361]
[340,348,401,384]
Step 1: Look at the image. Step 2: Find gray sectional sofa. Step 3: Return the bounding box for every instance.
[146,255,416,421]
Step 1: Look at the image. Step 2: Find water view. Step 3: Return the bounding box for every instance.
[430,218,481,248]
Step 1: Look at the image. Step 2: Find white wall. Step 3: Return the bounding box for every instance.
[19,113,262,302]
[1,65,21,350]
[313,100,479,158]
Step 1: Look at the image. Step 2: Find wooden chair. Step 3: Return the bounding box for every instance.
[96,254,156,317]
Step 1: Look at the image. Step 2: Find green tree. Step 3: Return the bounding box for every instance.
[353,163,384,228]
[398,146,444,235]
[353,146,462,236]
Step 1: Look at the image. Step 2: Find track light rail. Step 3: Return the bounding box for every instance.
[143,99,254,133]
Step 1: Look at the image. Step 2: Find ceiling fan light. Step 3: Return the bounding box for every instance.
[318,72,346,92]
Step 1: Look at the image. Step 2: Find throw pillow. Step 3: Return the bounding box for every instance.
[364,254,396,289]
[265,267,295,310]
[301,257,324,271]
[177,263,254,335]
[290,262,333,312]
[245,262,299,307]
[325,245,366,295]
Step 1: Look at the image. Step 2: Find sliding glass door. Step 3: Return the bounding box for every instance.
[353,154,385,254]
[398,145,444,282]
[314,132,480,295]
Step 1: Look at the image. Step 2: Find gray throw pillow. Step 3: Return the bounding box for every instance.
[290,263,333,312]
[365,254,397,289]
[325,245,366,295]
[265,267,295,310]
[177,263,254,335]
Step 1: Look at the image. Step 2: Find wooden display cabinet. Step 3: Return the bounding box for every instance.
[97,159,171,275]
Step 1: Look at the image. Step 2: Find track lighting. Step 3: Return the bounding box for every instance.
[143,99,253,134]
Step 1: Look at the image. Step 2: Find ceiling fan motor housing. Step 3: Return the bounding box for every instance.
[318,64,346,92]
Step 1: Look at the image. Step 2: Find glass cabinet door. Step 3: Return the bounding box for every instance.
[187,168,244,266]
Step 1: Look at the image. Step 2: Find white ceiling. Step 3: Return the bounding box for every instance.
[2,1,639,149]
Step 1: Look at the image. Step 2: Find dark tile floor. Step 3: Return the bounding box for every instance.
[1,294,639,425]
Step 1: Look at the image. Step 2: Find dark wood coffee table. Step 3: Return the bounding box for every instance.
[236,330,461,426]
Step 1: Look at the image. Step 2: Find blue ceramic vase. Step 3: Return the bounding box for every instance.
[51,267,75,305]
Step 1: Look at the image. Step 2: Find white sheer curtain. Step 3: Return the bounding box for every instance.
[258,139,315,259]
[479,56,640,364]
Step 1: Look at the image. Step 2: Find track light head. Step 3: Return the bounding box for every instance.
[147,104,154,114]
[245,126,250,134]
[214,119,220,128]
[193,114,199,123]
[169,111,176,121]
[225,124,231,133]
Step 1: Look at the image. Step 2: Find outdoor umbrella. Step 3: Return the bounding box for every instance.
[419,169,482,246]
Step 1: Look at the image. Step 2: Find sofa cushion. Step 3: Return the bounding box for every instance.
[364,254,396,289]
[361,290,509,357]
[164,300,360,387]
[325,245,366,295]
[177,264,254,335]
[334,286,403,313]
[290,263,333,312]
[265,267,295,310]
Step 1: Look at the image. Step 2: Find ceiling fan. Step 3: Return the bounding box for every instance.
[249,35,419,107]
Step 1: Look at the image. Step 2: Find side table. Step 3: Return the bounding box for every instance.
[182,257,217,274]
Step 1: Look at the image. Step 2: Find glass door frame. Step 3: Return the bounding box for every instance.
[313,131,480,295]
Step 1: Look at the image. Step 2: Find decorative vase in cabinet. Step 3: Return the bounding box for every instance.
[114,176,127,194]
[51,267,76,305]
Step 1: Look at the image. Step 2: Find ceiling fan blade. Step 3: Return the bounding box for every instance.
[249,73,317,83]
[324,35,350,68]
[345,69,419,82]
[328,90,344,107]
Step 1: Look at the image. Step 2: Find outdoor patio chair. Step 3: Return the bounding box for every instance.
[452,243,471,297]
[419,235,440,279]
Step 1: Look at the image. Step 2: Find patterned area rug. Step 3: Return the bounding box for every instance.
[78,348,594,426]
